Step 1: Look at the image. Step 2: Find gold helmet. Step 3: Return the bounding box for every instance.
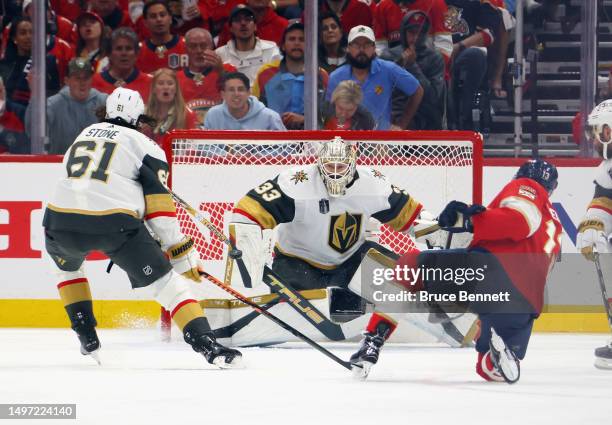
[317,136,357,197]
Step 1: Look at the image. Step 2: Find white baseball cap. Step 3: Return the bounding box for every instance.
[347,25,375,44]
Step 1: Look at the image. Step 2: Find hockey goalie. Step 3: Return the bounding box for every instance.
[216,136,478,348]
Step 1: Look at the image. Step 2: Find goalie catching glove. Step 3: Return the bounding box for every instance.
[576,219,609,261]
[165,237,203,282]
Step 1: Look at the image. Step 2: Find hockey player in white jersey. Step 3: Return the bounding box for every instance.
[43,87,241,367]
[578,99,612,369]
[231,136,468,369]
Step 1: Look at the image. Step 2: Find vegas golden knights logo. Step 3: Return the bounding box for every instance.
[328,213,362,254]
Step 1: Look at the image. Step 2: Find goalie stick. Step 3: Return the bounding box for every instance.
[169,190,346,341]
[199,270,355,370]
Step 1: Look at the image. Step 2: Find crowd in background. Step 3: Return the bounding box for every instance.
[0,0,557,154]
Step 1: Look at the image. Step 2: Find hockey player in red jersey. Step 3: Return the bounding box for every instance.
[351,159,562,383]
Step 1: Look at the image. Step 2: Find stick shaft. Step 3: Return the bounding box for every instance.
[594,254,612,332]
[200,271,353,370]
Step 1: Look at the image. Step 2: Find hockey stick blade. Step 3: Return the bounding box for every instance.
[261,266,346,341]
[199,270,355,371]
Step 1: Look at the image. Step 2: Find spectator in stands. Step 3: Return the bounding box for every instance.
[0,17,73,106]
[204,71,286,130]
[488,0,514,99]
[136,1,188,73]
[0,76,29,154]
[446,0,503,130]
[92,27,153,102]
[373,0,452,66]
[50,0,85,22]
[25,58,107,154]
[327,25,423,130]
[275,0,303,20]
[319,0,374,35]
[253,21,328,130]
[201,0,243,38]
[218,0,289,47]
[73,11,109,73]
[143,68,197,144]
[90,0,133,31]
[381,11,445,130]
[179,28,236,127]
[22,0,77,47]
[318,11,347,74]
[321,80,375,130]
[215,5,281,84]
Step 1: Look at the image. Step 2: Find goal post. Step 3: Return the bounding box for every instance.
[160,130,483,340]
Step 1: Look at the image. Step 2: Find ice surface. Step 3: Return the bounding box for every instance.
[1,329,611,425]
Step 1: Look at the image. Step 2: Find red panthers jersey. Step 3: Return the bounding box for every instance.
[471,178,563,312]
[320,0,373,36]
[92,68,153,102]
[136,35,188,73]
[177,63,236,126]
[374,0,449,48]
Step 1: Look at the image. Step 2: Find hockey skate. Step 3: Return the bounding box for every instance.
[72,312,101,365]
[185,331,242,368]
[488,328,520,384]
[350,332,386,379]
[594,339,612,370]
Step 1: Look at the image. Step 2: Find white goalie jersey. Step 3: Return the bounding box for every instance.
[587,159,612,231]
[232,164,423,268]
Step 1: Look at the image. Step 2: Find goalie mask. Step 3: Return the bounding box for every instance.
[586,99,612,159]
[317,136,357,197]
[105,87,145,127]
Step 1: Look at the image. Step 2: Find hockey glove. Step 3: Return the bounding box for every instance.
[166,237,203,282]
[576,219,609,261]
[438,201,485,233]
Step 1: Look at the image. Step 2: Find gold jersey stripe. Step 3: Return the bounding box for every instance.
[145,194,176,215]
[385,197,421,232]
[275,244,338,270]
[199,288,328,309]
[590,196,612,212]
[235,196,278,229]
[58,281,92,306]
[172,302,205,331]
[47,204,139,218]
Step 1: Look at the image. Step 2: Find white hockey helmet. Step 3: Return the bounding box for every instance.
[586,99,612,159]
[105,87,145,126]
[317,136,357,197]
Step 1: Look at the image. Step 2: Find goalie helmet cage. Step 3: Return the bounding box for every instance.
[160,130,483,340]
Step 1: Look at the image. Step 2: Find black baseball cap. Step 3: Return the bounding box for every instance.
[229,5,256,23]
[67,58,94,77]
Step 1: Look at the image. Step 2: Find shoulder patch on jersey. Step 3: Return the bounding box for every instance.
[290,170,309,184]
[518,185,537,200]
[371,169,385,179]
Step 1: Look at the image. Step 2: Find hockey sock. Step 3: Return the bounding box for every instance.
[57,278,96,330]
[366,312,398,339]
[171,299,206,332]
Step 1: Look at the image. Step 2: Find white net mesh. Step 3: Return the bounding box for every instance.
[167,132,481,282]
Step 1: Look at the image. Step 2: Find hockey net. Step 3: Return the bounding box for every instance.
[161,130,483,335]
